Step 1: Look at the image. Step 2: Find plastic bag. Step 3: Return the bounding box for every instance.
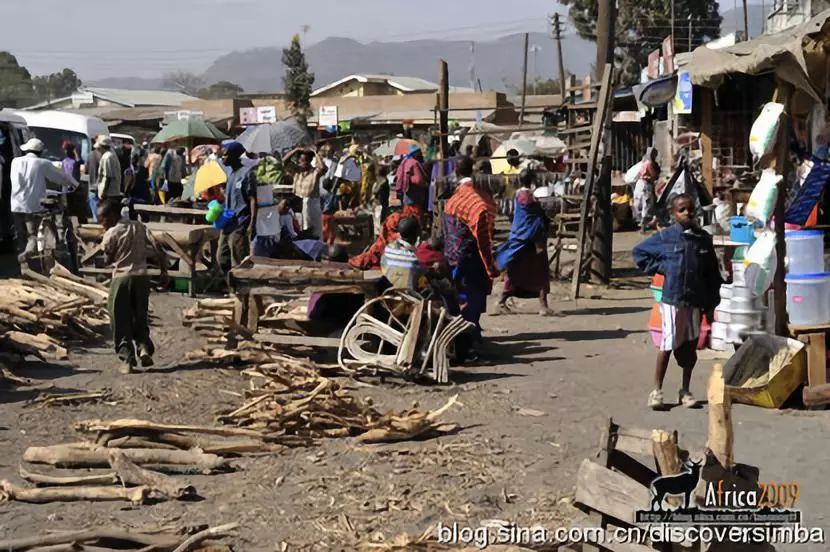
[744,229,777,296]
[745,168,781,225]
[624,161,643,185]
[749,103,784,160]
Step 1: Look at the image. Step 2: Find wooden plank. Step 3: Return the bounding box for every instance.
[790,323,830,334]
[574,459,649,527]
[803,383,830,407]
[801,332,827,387]
[571,63,613,300]
[608,450,658,487]
[253,333,340,348]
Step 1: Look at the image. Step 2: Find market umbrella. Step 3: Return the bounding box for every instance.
[194,160,228,196]
[151,119,229,145]
[490,140,536,174]
[235,120,311,155]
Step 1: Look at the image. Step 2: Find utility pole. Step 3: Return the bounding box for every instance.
[688,15,693,52]
[520,32,529,127]
[552,13,567,101]
[742,0,750,40]
[590,0,615,285]
[671,0,676,57]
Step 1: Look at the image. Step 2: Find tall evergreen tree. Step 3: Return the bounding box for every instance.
[559,0,721,84]
[0,52,34,108]
[282,35,315,127]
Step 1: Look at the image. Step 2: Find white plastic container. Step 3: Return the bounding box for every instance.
[720,284,733,300]
[710,337,729,351]
[785,273,830,325]
[785,230,825,274]
[714,309,731,323]
[732,261,746,286]
[710,321,728,340]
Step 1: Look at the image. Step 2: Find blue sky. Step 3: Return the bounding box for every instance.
[1,0,768,80]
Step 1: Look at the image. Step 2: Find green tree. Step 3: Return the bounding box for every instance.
[510,78,563,96]
[32,68,82,103]
[282,34,315,127]
[559,0,722,84]
[199,81,244,99]
[0,52,34,108]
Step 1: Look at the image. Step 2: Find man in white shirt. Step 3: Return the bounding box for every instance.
[96,135,123,199]
[10,138,78,261]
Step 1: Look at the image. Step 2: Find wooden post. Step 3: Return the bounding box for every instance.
[700,87,714,196]
[553,13,567,99]
[742,0,750,40]
[438,59,449,163]
[520,33,529,127]
[596,0,612,80]
[706,364,734,469]
[772,83,792,337]
[590,155,613,284]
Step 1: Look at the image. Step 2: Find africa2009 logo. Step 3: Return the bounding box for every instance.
[635,456,802,526]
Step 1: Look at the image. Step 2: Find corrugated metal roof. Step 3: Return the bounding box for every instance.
[84,87,199,107]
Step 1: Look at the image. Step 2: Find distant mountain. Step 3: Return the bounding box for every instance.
[202,33,598,93]
[85,76,165,90]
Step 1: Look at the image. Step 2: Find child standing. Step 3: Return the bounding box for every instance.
[98,199,167,374]
[632,193,722,410]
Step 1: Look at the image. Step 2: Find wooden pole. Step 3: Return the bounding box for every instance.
[706,364,734,469]
[590,155,613,283]
[742,0,750,40]
[671,0,676,55]
[596,0,612,79]
[438,59,449,171]
[700,87,714,196]
[520,33,530,127]
[553,13,567,100]
[772,83,792,337]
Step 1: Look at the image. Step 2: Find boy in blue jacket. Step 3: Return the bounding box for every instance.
[632,194,722,410]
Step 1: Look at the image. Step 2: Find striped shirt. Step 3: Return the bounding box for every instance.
[381,239,423,290]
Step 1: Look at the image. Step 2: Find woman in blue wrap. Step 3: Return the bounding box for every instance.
[495,172,553,316]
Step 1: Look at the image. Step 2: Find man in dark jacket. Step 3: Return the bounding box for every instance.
[632,193,722,410]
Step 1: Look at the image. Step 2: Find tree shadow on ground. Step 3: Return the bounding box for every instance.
[450,370,526,384]
[477,341,565,365]
[9,361,92,380]
[0,385,86,405]
[491,328,646,342]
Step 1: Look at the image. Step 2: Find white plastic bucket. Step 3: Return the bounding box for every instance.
[732,261,746,286]
[785,230,824,274]
[785,272,830,325]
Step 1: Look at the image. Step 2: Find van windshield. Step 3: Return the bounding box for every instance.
[28,127,91,163]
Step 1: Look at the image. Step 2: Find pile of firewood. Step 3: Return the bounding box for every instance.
[0,265,109,363]
[181,297,237,343]
[0,522,238,551]
[187,345,460,444]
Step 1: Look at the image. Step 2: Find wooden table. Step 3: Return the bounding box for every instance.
[77,222,220,296]
[788,323,829,405]
[229,256,382,345]
[133,204,207,225]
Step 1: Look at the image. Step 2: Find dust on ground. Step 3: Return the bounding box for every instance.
[1,232,829,551]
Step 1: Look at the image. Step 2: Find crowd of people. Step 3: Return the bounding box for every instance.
[7,129,562,368]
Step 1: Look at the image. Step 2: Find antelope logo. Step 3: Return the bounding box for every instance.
[650,458,703,511]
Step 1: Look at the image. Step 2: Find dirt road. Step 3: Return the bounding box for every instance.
[1,233,828,550]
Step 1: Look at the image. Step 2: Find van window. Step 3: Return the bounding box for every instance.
[28,126,90,163]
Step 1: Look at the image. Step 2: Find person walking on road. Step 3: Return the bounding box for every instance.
[96,136,123,200]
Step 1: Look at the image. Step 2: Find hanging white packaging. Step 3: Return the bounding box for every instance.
[744,229,778,296]
[749,103,785,160]
[745,168,781,225]
[624,161,643,185]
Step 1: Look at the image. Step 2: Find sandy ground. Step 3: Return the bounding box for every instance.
[1,232,829,551]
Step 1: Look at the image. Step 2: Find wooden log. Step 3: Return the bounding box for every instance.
[574,459,649,526]
[171,522,238,552]
[706,363,734,469]
[0,304,39,323]
[0,479,149,504]
[74,418,266,438]
[2,332,68,360]
[108,450,196,499]
[51,263,107,292]
[22,444,225,470]
[146,433,283,455]
[19,466,117,486]
[0,529,180,550]
[651,430,681,476]
[803,383,830,407]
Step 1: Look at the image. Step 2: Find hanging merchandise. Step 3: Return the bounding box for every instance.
[785,159,830,225]
[749,103,785,160]
[745,168,781,225]
[624,161,644,185]
[744,230,778,296]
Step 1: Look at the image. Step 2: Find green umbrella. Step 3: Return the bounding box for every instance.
[151,119,229,145]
